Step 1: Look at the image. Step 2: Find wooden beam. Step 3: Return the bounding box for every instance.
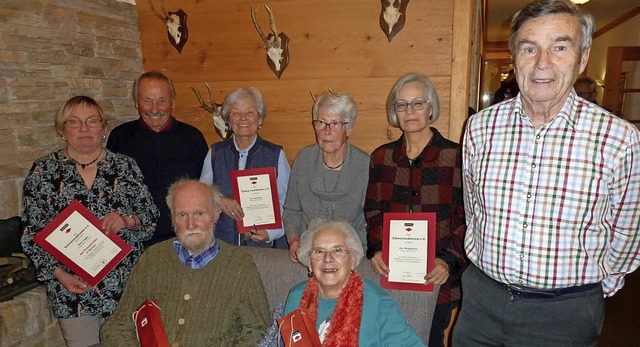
[593,6,640,39]
[602,47,624,114]
[450,0,477,142]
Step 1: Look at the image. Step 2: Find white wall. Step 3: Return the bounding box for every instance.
[586,14,640,120]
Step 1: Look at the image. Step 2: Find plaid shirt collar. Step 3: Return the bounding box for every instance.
[510,91,579,130]
[173,238,220,269]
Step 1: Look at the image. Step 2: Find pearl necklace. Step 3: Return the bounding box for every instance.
[66,149,103,170]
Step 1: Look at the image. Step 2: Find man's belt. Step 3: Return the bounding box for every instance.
[480,268,600,299]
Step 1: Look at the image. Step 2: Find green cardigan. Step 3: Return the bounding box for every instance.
[101,239,270,347]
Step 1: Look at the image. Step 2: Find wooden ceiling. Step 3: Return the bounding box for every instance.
[485,0,640,46]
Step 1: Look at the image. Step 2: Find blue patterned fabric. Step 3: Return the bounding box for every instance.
[173,239,220,269]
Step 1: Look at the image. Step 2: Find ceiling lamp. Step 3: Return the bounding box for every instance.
[571,0,590,4]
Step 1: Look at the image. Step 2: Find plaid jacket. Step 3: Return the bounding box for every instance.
[364,128,467,304]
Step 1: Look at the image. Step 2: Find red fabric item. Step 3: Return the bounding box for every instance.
[298,271,363,347]
[132,299,169,347]
[278,308,322,347]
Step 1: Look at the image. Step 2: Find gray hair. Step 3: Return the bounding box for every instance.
[221,87,266,123]
[509,0,594,57]
[297,219,364,268]
[312,92,357,131]
[133,71,176,101]
[166,179,221,215]
[386,73,440,127]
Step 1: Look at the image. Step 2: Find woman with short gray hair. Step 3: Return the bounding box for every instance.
[283,91,369,262]
[282,218,424,346]
[200,87,291,249]
[296,219,364,268]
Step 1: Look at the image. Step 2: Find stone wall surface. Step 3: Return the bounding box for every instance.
[0,286,64,346]
[0,0,143,218]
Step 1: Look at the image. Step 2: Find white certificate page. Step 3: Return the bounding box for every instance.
[236,173,276,227]
[387,219,428,284]
[45,210,121,277]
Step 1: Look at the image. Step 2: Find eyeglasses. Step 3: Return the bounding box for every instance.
[312,120,349,132]
[65,118,103,128]
[394,99,430,112]
[309,246,349,261]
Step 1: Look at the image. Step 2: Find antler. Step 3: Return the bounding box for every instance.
[191,83,228,139]
[309,89,336,103]
[251,6,269,47]
[251,5,281,49]
[148,0,168,22]
[191,82,220,115]
[265,5,281,48]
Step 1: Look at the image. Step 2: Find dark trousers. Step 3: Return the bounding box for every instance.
[452,264,604,347]
[429,301,458,347]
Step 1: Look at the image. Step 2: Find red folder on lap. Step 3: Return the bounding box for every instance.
[132,299,169,347]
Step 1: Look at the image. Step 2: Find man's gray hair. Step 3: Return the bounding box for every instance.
[386,72,440,127]
[297,219,364,268]
[221,87,267,123]
[165,179,221,215]
[312,92,357,131]
[509,0,595,56]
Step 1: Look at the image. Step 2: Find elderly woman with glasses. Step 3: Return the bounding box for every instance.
[283,219,424,346]
[200,87,291,248]
[364,73,467,347]
[283,92,369,262]
[21,96,159,346]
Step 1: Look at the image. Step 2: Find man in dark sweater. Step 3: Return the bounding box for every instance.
[107,71,208,246]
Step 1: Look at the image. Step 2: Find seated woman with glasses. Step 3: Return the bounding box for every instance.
[364,73,467,347]
[283,92,369,262]
[200,87,291,248]
[21,96,159,346]
[283,219,424,346]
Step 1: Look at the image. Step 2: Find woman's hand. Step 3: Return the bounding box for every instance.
[287,236,300,262]
[370,251,390,277]
[244,228,269,243]
[101,212,130,235]
[54,267,89,294]
[220,196,244,220]
[425,258,450,285]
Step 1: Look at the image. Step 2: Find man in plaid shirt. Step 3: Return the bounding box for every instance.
[454,0,640,346]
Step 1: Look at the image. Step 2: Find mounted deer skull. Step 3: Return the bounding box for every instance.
[191,83,230,140]
[148,0,189,53]
[251,5,290,79]
[380,0,410,42]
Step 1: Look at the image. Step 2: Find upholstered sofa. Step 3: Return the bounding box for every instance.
[244,247,438,345]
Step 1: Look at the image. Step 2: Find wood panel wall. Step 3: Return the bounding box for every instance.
[137,0,476,162]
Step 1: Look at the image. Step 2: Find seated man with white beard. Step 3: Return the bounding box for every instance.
[101,179,270,346]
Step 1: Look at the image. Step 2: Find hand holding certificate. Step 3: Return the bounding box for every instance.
[33,200,132,287]
[230,167,282,233]
[381,212,435,292]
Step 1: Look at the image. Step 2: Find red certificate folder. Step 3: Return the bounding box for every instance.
[381,212,436,292]
[33,200,132,287]
[230,167,282,233]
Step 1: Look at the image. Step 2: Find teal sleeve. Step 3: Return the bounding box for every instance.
[374,295,426,347]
